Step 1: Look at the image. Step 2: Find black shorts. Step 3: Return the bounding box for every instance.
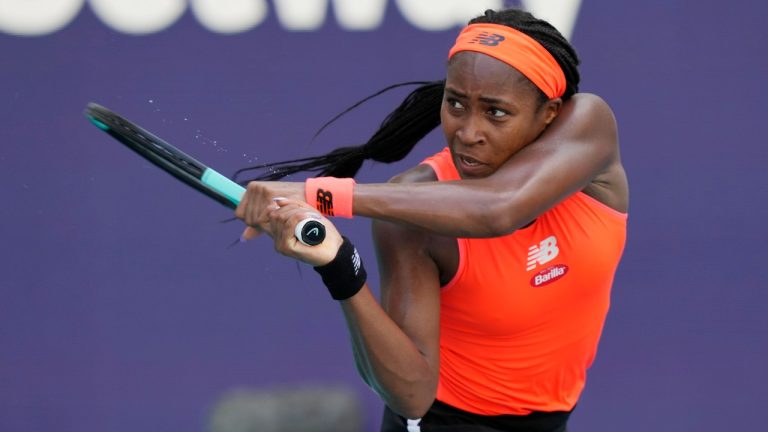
[380,399,571,432]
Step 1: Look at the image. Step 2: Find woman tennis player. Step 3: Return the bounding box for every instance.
[236,8,628,432]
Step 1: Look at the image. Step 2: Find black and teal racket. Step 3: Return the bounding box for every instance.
[84,103,325,246]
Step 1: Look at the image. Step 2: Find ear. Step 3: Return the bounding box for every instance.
[542,98,563,126]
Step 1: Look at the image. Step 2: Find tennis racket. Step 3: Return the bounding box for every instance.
[84,103,325,246]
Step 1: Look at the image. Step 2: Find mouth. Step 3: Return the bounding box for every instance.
[457,154,484,167]
[454,153,487,177]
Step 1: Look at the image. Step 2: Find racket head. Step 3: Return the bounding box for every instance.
[84,103,237,209]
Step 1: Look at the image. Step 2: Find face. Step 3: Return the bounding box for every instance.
[441,52,562,179]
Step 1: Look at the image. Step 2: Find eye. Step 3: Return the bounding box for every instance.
[488,107,508,118]
[446,97,465,111]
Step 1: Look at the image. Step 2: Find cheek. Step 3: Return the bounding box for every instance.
[511,114,546,142]
[439,107,448,129]
[489,123,530,159]
[440,108,457,137]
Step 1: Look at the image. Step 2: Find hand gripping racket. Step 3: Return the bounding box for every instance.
[84,103,325,246]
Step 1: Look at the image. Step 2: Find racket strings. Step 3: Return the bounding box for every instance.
[112,116,207,178]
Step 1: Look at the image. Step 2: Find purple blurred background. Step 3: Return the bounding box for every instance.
[1,1,766,431]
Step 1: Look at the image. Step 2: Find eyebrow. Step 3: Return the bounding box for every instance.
[444,86,517,108]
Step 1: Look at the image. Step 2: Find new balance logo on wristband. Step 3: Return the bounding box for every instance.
[351,247,362,275]
[470,32,505,47]
[316,188,334,216]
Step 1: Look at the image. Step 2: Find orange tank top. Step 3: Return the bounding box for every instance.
[422,148,627,415]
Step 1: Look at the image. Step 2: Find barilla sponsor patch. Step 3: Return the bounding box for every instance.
[530,265,569,287]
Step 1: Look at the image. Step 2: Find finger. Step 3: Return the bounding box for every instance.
[234,184,252,221]
[269,204,303,236]
[272,204,314,249]
[240,226,261,242]
[261,199,283,227]
[274,196,316,211]
[274,198,325,224]
[270,196,287,214]
[244,181,266,227]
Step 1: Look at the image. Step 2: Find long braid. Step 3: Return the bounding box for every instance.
[237,7,579,183]
[233,80,443,183]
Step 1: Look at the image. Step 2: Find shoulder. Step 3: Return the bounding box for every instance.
[566,93,618,141]
[569,94,628,211]
[372,164,443,288]
[373,164,438,250]
[388,163,437,184]
[533,93,619,162]
[569,93,614,116]
[570,93,613,112]
[373,165,436,241]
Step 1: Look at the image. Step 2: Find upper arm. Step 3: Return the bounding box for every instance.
[372,170,442,371]
[480,93,622,231]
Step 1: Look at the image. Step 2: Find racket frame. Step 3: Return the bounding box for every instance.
[84,103,243,209]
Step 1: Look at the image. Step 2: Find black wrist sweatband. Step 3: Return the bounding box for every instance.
[313,236,367,301]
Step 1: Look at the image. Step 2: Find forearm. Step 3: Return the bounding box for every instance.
[353,181,532,237]
[241,179,509,236]
[340,286,437,419]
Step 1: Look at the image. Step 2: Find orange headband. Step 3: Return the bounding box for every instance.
[448,23,566,99]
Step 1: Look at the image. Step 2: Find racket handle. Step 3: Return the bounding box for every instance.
[200,169,324,245]
[295,218,326,246]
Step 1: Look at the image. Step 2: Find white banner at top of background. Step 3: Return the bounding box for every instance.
[0,0,580,39]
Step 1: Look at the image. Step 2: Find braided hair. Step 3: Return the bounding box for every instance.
[234,8,580,183]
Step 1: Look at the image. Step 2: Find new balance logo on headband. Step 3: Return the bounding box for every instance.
[316,189,335,216]
[470,32,505,47]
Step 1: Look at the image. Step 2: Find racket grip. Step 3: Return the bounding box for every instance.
[295,218,326,246]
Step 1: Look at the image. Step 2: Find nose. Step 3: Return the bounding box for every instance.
[455,114,485,146]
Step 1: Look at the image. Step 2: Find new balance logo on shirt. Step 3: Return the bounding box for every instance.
[527,235,560,271]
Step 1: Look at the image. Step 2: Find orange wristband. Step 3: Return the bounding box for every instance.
[305,177,355,218]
